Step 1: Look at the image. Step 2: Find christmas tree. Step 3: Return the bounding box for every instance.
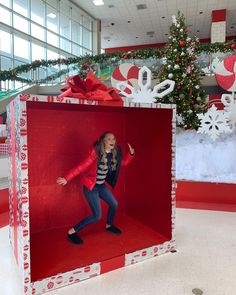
[157,12,208,129]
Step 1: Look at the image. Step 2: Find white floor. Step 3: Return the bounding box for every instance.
[1,208,236,295]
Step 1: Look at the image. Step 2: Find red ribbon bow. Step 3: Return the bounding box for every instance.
[58,71,121,101]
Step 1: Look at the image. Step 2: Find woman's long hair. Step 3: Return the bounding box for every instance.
[97,131,117,171]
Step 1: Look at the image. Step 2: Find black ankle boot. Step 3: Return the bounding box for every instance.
[67,232,83,244]
[106,225,122,235]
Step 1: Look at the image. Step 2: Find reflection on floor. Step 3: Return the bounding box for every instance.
[30,214,167,281]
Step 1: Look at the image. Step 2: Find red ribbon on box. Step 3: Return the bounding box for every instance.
[58,71,122,101]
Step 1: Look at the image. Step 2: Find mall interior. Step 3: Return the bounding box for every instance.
[0,0,236,295]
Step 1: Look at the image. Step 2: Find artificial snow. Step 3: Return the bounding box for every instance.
[176,128,236,183]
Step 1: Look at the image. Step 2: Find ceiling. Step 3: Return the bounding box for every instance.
[74,0,236,49]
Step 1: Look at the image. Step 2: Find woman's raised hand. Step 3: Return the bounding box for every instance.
[127,143,134,155]
[56,177,67,186]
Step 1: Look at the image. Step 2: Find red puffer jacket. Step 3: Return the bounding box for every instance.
[64,146,134,190]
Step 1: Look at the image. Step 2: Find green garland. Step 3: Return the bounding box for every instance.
[0,41,236,82]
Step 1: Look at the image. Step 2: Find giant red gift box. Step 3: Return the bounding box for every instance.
[8,93,176,295]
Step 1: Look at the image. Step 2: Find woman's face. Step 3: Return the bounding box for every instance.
[104,133,116,151]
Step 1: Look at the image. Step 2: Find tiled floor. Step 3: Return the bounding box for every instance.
[0,208,236,295]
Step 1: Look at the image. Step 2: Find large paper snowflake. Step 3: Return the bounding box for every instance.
[197,104,231,141]
[221,94,236,130]
[116,66,175,103]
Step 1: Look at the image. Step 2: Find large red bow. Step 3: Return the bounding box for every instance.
[58,71,121,101]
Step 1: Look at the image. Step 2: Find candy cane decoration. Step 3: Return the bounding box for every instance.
[116,66,175,103]
[111,63,139,94]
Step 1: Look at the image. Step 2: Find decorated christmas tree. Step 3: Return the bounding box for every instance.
[157,12,208,129]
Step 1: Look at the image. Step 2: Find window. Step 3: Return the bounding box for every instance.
[0,0,97,91]
[31,23,45,41]
[60,38,70,52]
[83,27,92,51]
[60,14,70,39]
[31,0,45,26]
[13,14,29,34]
[32,43,45,61]
[83,16,92,30]
[72,44,81,57]
[0,6,11,25]
[0,0,11,8]
[59,1,70,17]
[47,0,58,9]
[72,7,82,23]
[0,56,12,70]
[47,49,58,60]
[47,31,58,47]
[72,21,80,44]
[13,0,28,17]
[46,5,58,32]
[0,30,11,55]
[14,36,30,61]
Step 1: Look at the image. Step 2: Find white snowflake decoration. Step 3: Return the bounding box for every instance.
[172,15,177,25]
[221,93,236,130]
[211,57,221,72]
[116,66,175,104]
[197,104,231,141]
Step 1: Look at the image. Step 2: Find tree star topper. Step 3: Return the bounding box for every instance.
[116,66,175,103]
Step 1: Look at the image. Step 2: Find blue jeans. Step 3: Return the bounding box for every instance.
[73,184,118,232]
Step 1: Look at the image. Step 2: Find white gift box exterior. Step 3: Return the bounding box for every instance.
[8,93,176,295]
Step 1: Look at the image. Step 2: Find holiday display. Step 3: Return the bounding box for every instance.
[209,55,236,134]
[116,66,175,103]
[0,38,236,83]
[8,91,176,294]
[221,94,236,130]
[111,63,139,93]
[58,71,121,101]
[197,104,231,141]
[215,55,236,92]
[156,12,208,129]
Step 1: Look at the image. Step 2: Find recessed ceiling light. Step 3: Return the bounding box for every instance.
[93,0,104,6]
[47,13,57,18]
[136,4,147,10]
[146,31,155,35]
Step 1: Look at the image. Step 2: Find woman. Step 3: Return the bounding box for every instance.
[57,132,135,244]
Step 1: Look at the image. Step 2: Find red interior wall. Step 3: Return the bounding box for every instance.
[27,102,127,233]
[125,108,173,240]
[27,102,173,240]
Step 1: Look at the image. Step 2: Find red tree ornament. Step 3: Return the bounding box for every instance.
[231,43,236,50]
[130,52,136,58]
[123,55,128,59]
[179,41,186,46]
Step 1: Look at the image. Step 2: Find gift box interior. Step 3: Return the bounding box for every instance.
[27,101,173,282]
